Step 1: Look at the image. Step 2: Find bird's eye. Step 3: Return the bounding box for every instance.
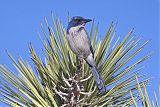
[72,19,81,24]
[76,19,81,22]
[73,19,78,22]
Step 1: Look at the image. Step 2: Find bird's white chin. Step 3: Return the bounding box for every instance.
[78,24,85,28]
[82,23,86,26]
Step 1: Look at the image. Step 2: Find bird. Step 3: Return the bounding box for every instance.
[66,16,106,94]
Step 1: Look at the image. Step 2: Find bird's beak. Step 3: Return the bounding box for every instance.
[84,19,92,23]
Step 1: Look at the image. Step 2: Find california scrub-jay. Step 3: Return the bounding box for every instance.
[66,16,106,94]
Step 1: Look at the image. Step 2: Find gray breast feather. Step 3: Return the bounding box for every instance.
[67,27,91,58]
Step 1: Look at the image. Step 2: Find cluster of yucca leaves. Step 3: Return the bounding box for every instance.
[0,14,159,107]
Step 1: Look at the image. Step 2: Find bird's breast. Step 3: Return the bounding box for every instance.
[67,28,91,58]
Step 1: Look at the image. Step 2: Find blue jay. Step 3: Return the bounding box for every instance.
[66,16,106,94]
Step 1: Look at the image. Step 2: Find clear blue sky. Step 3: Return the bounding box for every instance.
[0,0,159,106]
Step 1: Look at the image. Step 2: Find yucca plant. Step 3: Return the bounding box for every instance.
[130,77,159,107]
[0,14,157,107]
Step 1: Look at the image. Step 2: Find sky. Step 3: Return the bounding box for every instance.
[0,0,159,106]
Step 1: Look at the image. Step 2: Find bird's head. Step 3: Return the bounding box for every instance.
[67,16,92,30]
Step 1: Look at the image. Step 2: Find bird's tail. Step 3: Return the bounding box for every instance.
[90,66,106,94]
[86,54,106,94]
